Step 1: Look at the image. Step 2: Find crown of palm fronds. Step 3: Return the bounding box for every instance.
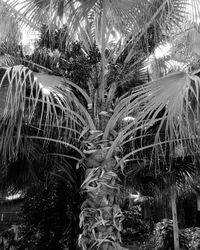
[5,0,189,46]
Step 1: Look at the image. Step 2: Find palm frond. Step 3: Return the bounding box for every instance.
[186,0,200,24]
[5,0,188,52]
[0,0,22,43]
[113,71,200,166]
[0,54,19,67]
[123,0,188,64]
[0,65,87,164]
[30,71,96,130]
[8,0,54,29]
[0,0,40,31]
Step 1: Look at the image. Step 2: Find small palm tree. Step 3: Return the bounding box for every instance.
[1,1,200,250]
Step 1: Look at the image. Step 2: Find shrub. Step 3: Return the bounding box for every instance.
[140,219,200,250]
[17,180,80,250]
[121,205,150,245]
[180,227,200,250]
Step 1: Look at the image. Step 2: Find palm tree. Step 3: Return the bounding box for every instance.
[1,0,200,249]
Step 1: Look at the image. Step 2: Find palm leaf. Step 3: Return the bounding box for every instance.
[0,65,87,164]
[5,0,189,51]
[0,0,40,31]
[123,0,188,64]
[8,0,55,29]
[113,71,200,167]
[187,0,200,24]
[0,0,22,43]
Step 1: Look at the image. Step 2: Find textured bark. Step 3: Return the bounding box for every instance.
[79,146,126,250]
[171,185,180,250]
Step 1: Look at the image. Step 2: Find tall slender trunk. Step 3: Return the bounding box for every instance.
[196,194,200,227]
[99,0,106,103]
[197,194,200,211]
[171,185,180,250]
[78,137,126,250]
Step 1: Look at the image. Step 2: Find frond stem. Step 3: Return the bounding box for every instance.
[99,0,106,103]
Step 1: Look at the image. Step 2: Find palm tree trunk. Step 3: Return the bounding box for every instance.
[196,194,200,227]
[197,194,200,211]
[100,0,106,103]
[171,185,180,250]
[79,146,125,250]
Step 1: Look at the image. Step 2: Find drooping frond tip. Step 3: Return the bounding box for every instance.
[0,65,83,164]
[112,71,200,168]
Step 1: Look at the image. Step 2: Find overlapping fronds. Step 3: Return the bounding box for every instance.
[69,0,148,38]
[154,0,188,32]
[0,0,22,43]
[4,0,189,52]
[186,0,200,24]
[3,0,200,170]
[0,0,39,32]
[0,65,90,164]
[70,0,187,37]
[7,0,64,30]
[120,0,188,65]
[105,71,200,166]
